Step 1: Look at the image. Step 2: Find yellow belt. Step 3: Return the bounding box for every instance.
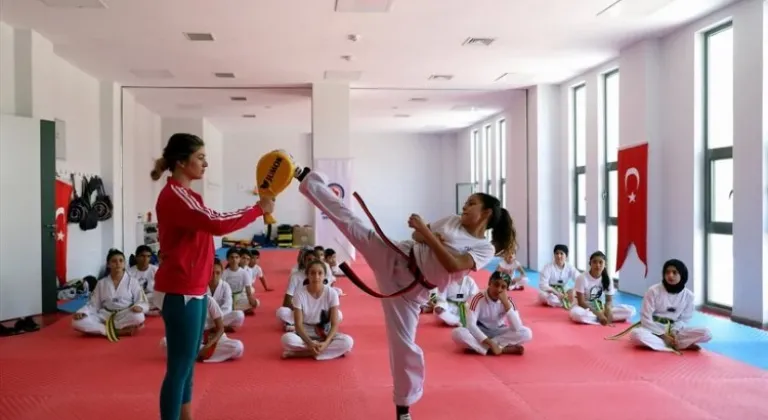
[551,285,571,309]
[605,316,681,355]
[448,300,468,327]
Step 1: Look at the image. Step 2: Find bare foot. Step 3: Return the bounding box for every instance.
[502,345,525,355]
[685,344,702,351]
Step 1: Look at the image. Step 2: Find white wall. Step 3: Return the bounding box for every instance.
[122,91,163,254]
[545,0,767,325]
[223,131,458,241]
[1,22,163,283]
[456,90,530,266]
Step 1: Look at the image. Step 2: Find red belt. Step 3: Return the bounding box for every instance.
[338,192,438,299]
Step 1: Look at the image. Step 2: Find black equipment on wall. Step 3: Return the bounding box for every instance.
[67,173,88,225]
[91,176,113,222]
[79,176,99,231]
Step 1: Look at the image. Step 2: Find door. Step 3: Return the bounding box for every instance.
[0,115,45,320]
[40,120,57,314]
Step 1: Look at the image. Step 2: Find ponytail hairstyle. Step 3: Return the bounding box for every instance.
[589,251,611,290]
[475,193,517,256]
[150,133,205,181]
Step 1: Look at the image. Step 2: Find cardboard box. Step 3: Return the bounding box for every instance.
[292,225,314,247]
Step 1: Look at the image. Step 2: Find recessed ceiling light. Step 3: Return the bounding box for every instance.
[38,0,107,8]
[184,32,215,42]
[230,96,247,101]
[335,0,393,13]
[394,114,411,118]
[428,74,453,81]
[495,73,518,82]
[324,70,362,81]
[242,114,256,118]
[409,97,428,102]
[462,37,496,47]
[129,69,174,79]
[176,103,203,110]
[214,72,235,78]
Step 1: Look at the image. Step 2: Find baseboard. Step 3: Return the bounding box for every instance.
[731,314,768,330]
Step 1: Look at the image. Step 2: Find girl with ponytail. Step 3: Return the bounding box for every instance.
[151,133,275,420]
[569,251,636,326]
[296,157,517,420]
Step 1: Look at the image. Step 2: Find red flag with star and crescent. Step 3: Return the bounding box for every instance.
[616,143,649,276]
[55,179,73,286]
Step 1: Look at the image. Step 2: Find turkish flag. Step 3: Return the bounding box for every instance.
[616,143,649,276]
[55,180,73,286]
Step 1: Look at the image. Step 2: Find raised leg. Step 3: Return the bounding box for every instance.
[298,170,399,274]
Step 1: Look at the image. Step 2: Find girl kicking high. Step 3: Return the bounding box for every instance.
[295,167,515,420]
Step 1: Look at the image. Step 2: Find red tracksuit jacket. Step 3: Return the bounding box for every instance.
[154,178,264,296]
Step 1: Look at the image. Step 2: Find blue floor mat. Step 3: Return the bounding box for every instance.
[57,295,88,313]
[484,257,768,369]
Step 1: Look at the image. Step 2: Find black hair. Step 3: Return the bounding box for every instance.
[314,245,325,251]
[150,133,205,180]
[324,248,336,258]
[303,260,328,285]
[475,193,517,256]
[251,249,260,257]
[135,245,153,256]
[489,270,511,287]
[106,248,125,263]
[589,251,611,290]
[239,248,252,258]
[213,258,223,268]
[226,248,240,259]
[553,244,569,256]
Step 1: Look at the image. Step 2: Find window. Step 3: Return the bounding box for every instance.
[603,70,620,280]
[483,125,492,194]
[703,23,734,308]
[497,119,507,207]
[470,129,479,185]
[573,84,587,270]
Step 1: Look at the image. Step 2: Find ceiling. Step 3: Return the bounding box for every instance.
[126,87,517,133]
[3,0,737,132]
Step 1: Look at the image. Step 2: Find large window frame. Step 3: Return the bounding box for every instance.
[483,124,492,194]
[572,84,587,270]
[497,119,507,207]
[603,69,620,281]
[702,22,734,309]
[470,129,479,185]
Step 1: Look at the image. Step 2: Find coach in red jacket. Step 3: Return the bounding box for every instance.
[150,133,274,420]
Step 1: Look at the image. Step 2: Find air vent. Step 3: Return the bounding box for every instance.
[184,32,215,42]
[38,0,107,8]
[230,96,247,102]
[129,69,174,79]
[428,74,453,81]
[462,37,496,47]
[242,114,256,118]
[394,114,411,118]
[214,72,235,78]
[409,97,428,102]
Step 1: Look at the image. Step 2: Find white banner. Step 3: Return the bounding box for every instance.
[313,158,356,262]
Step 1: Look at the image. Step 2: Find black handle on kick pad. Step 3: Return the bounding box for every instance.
[338,262,420,299]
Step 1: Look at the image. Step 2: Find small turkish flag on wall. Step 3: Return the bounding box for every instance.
[55,180,73,286]
[616,143,649,276]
